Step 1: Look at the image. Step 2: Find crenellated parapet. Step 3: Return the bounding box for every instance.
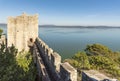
[35,37,77,81]
[60,62,77,81]
[34,37,118,81]
[82,70,118,81]
[51,52,61,72]
[8,13,38,25]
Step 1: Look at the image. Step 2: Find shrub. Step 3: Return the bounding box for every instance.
[0,44,36,81]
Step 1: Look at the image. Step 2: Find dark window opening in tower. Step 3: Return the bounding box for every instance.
[30,38,33,43]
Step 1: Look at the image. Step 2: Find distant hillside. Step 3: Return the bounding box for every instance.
[39,25,56,27]
[0,23,120,28]
[0,23,7,27]
[39,25,120,28]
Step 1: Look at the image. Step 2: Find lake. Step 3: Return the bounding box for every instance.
[0,25,120,59]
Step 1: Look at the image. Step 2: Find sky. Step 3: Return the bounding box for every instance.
[0,0,120,26]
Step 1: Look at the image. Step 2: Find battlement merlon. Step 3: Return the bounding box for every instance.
[8,13,39,24]
[60,62,77,81]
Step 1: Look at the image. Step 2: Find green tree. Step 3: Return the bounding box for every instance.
[0,44,36,81]
[0,28,3,38]
[85,43,112,56]
[88,56,118,69]
[72,52,90,69]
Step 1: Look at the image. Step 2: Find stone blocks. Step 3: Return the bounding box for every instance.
[82,70,118,81]
[7,13,38,51]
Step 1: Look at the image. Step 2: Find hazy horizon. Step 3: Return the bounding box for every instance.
[1,23,120,27]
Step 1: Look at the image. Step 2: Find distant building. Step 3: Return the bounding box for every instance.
[7,13,38,51]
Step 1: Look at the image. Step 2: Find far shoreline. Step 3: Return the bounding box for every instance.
[0,23,120,28]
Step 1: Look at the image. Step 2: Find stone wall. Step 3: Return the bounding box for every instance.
[60,62,77,81]
[7,13,38,51]
[33,44,51,81]
[35,37,77,81]
[82,70,118,81]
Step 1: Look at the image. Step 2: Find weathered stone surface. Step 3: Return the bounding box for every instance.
[47,48,53,60]
[33,44,51,81]
[7,13,38,51]
[60,62,77,81]
[51,52,61,72]
[82,70,118,81]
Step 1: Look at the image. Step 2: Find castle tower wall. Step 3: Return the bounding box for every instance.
[7,13,38,51]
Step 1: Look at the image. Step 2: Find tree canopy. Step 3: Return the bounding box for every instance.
[85,43,112,56]
[0,28,3,38]
[0,44,36,81]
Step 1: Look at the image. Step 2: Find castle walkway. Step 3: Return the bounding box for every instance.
[32,37,77,81]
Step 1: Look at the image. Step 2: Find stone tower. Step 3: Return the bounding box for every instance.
[7,13,38,51]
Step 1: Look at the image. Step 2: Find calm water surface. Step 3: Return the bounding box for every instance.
[0,26,120,59]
